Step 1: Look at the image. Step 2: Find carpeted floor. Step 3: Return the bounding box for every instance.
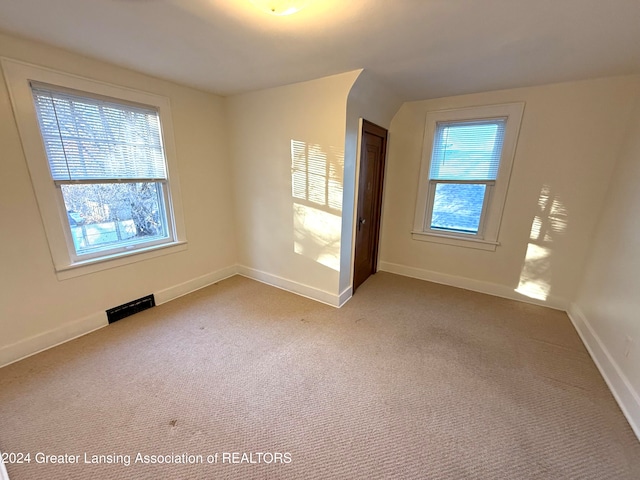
[0,273,639,479]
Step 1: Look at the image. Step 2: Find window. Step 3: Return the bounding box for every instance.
[413,103,524,251]
[31,84,173,260]
[2,59,187,278]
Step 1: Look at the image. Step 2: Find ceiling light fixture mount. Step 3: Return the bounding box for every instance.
[249,0,310,16]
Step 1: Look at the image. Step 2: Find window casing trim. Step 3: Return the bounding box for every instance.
[413,102,525,249]
[56,241,188,280]
[2,58,187,278]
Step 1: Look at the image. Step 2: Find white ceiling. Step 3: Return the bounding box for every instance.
[1,0,639,101]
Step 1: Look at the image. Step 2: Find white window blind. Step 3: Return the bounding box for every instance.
[429,118,506,181]
[31,83,167,182]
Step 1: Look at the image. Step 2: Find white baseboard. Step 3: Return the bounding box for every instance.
[237,265,341,307]
[378,261,567,310]
[154,264,238,305]
[0,311,107,369]
[0,265,238,369]
[0,263,343,369]
[338,286,352,307]
[567,303,640,441]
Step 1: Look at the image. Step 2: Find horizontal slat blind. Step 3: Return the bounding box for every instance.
[31,84,167,181]
[429,118,506,181]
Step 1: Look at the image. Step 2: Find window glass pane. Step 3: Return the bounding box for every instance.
[430,119,506,181]
[61,182,168,256]
[431,183,486,234]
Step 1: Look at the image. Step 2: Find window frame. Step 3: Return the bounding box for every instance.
[58,181,173,263]
[2,58,187,279]
[412,103,524,251]
[425,179,494,238]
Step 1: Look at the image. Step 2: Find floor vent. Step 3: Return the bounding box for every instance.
[106,294,155,324]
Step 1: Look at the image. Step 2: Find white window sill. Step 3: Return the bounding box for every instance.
[411,231,499,251]
[55,241,188,280]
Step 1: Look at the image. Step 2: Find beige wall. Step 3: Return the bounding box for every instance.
[3,32,640,435]
[379,76,640,308]
[226,71,359,304]
[0,33,237,363]
[571,98,640,436]
[0,26,639,439]
[341,71,402,294]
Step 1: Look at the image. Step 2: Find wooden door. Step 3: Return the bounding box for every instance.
[353,120,388,292]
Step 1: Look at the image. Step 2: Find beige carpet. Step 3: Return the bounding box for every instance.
[0,273,638,479]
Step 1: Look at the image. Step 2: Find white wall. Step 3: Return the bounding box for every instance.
[0,33,237,366]
[341,71,402,294]
[379,76,640,309]
[226,71,360,305]
[570,97,640,438]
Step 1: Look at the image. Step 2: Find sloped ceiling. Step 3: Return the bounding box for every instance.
[0,0,639,100]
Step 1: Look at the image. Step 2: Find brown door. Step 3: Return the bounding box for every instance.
[353,120,388,292]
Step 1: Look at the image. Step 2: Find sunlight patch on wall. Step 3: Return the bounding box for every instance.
[293,203,341,270]
[516,185,568,301]
[516,243,552,300]
[291,140,343,211]
[291,140,344,271]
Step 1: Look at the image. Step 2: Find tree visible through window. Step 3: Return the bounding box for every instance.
[31,83,174,259]
[61,182,166,253]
